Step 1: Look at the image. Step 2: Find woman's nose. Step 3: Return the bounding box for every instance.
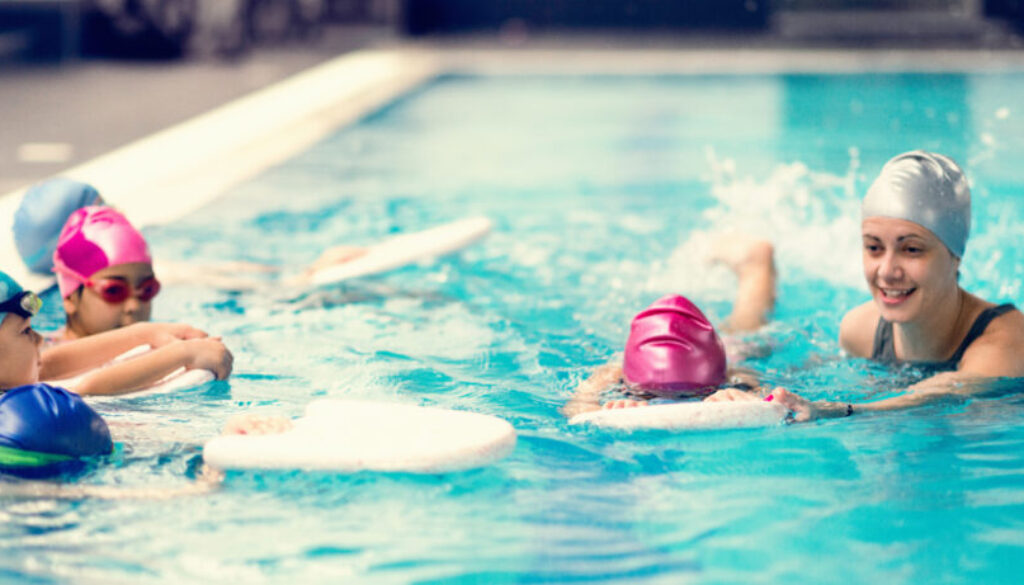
[878,251,903,281]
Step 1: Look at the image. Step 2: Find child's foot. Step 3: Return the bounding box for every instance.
[708,235,775,276]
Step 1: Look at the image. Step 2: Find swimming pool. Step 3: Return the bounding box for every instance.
[9,68,1024,584]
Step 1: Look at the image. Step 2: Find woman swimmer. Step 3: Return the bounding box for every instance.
[0,270,232,397]
[562,239,777,417]
[718,150,1024,421]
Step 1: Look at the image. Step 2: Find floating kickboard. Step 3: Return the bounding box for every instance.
[570,401,789,430]
[309,217,493,285]
[203,399,517,473]
[47,345,215,400]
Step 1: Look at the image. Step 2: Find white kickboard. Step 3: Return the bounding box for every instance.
[570,401,789,430]
[47,344,215,400]
[203,399,517,473]
[309,217,493,285]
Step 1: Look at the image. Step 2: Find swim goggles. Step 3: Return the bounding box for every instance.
[0,291,43,319]
[53,256,160,303]
[84,277,161,304]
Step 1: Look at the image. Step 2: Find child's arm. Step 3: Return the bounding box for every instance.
[561,361,623,418]
[68,338,232,396]
[39,322,209,381]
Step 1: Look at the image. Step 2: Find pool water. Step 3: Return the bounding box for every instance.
[8,72,1024,584]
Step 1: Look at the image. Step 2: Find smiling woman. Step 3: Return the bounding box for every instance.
[767,150,1024,420]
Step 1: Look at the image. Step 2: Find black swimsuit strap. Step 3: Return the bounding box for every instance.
[870,303,1017,367]
[871,318,896,362]
[945,303,1017,366]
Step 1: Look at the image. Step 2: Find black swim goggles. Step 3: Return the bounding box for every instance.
[0,291,42,319]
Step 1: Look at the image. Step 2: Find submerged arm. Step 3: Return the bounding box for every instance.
[561,361,623,418]
[772,316,1024,421]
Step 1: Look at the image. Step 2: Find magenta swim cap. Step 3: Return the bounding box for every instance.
[53,206,152,298]
[622,295,727,397]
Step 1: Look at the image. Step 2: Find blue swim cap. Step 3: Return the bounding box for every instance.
[862,151,971,258]
[0,270,24,322]
[14,178,101,274]
[0,383,112,477]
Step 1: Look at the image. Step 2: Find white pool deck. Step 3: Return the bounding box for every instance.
[4,45,1024,291]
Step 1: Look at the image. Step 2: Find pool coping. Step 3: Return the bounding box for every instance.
[4,45,1024,291]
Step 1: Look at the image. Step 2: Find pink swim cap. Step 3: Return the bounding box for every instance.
[622,294,727,397]
[52,206,152,298]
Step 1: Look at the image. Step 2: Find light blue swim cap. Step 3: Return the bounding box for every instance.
[0,271,25,322]
[862,150,971,258]
[14,178,101,274]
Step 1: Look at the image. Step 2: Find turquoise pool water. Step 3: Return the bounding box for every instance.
[9,72,1024,583]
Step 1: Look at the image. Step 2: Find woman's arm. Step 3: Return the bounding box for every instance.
[561,361,623,418]
[768,370,988,422]
[68,338,232,396]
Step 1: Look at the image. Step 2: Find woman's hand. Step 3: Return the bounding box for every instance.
[182,338,233,380]
[765,387,815,421]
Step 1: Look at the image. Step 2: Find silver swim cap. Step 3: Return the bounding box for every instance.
[862,150,971,257]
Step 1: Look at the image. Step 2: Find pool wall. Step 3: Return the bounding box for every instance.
[3,44,1024,290]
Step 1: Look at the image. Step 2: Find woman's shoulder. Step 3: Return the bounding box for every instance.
[972,297,1024,338]
[839,300,879,358]
[958,296,1024,376]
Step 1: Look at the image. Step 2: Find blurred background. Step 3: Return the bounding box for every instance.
[1,1,1023,193]
[3,0,1024,61]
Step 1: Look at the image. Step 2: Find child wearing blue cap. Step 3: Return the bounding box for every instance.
[0,270,232,397]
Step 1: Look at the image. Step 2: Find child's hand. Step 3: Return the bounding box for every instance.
[183,338,233,379]
[602,399,648,410]
[305,245,368,275]
[138,322,210,347]
[703,388,760,402]
[222,414,293,436]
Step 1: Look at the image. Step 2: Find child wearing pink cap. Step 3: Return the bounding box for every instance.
[562,239,777,417]
[51,206,161,342]
[1,269,231,398]
[14,178,368,305]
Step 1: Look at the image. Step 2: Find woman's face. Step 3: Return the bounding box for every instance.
[0,313,42,389]
[861,217,960,323]
[63,262,155,337]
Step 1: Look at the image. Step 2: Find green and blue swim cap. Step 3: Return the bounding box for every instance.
[862,150,971,258]
[0,270,41,322]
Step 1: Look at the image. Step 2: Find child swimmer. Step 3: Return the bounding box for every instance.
[0,271,261,493]
[562,239,778,416]
[1,270,232,397]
